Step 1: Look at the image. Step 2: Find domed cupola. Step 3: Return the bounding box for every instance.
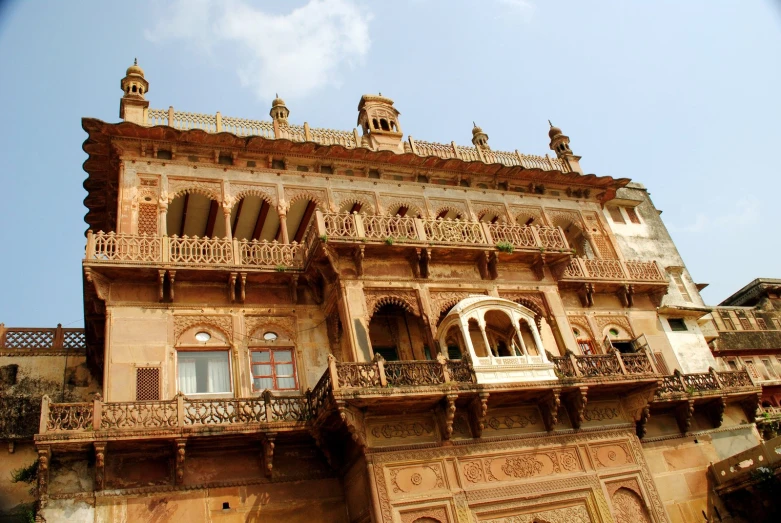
[119,58,150,124]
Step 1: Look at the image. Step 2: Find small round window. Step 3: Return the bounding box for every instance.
[195,331,211,342]
[263,332,278,341]
[572,328,580,337]
[609,328,619,337]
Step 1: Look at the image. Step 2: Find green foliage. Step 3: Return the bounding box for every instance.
[10,461,37,484]
[319,234,328,243]
[385,237,394,245]
[275,265,287,272]
[496,241,514,253]
[686,386,697,395]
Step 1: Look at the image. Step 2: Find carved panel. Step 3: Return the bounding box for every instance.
[544,208,584,229]
[581,400,627,427]
[399,507,448,523]
[431,290,487,319]
[498,292,549,319]
[611,487,651,523]
[588,442,634,469]
[473,202,508,222]
[367,416,439,447]
[173,315,233,343]
[483,406,545,435]
[365,288,421,319]
[137,203,158,235]
[245,315,297,342]
[482,505,593,523]
[428,199,469,219]
[458,447,582,485]
[388,463,446,497]
[567,315,596,342]
[509,205,545,226]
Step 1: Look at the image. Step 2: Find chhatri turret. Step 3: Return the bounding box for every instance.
[357,94,403,153]
[471,122,489,149]
[269,94,290,125]
[548,121,583,173]
[119,59,149,124]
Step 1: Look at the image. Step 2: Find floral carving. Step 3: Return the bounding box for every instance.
[500,456,544,479]
[228,183,277,207]
[245,315,297,342]
[593,315,634,338]
[379,196,426,217]
[167,178,221,202]
[371,420,435,439]
[463,461,484,483]
[174,315,233,343]
[612,487,651,523]
[284,187,328,210]
[365,289,421,319]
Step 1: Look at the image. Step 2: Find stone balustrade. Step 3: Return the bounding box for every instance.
[561,256,667,283]
[85,230,306,270]
[318,211,569,252]
[550,350,657,379]
[145,107,569,172]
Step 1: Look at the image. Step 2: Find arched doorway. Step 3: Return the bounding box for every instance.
[368,303,430,361]
[230,194,280,241]
[167,192,226,238]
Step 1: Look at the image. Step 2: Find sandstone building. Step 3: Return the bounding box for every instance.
[1,61,779,522]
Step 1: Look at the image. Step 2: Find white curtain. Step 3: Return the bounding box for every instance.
[178,358,197,394]
[207,356,231,393]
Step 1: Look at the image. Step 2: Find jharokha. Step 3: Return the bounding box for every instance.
[2,61,781,523]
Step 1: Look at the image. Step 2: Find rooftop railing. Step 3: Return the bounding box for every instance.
[0,324,85,351]
[85,231,306,270]
[145,107,569,172]
[654,368,755,400]
[561,256,667,283]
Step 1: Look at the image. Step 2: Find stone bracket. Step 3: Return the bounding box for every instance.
[618,284,635,307]
[354,245,365,277]
[542,388,561,432]
[415,247,430,279]
[742,393,761,423]
[577,283,595,307]
[564,386,588,430]
[337,400,367,449]
[175,438,187,485]
[531,254,547,281]
[468,392,489,438]
[675,399,695,434]
[229,272,238,303]
[438,393,459,441]
[488,251,498,280]
[636,406,651,439]
[261,432,276,478]
[707,396,727,428]
[94,442,107,491]
[289,274,299,304]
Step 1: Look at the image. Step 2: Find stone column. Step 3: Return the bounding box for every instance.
[278,208,290,244]
[223,206,232,241]
[459,320,479,363]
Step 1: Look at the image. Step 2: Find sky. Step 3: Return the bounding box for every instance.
[0,0,779,327]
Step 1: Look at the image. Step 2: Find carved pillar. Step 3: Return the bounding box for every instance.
[459,320,479,363]
[223,206,232,241]
[175,439,186,485]
[278,208,290,244]
[262,433,276,477]
[159,203,168,236]
[37,446,51,504]
[529,319,547,361]
[479,321,494,359]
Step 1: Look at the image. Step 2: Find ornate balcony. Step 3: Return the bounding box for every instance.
[85,230,307,271]
[558,257,669,305]
[1,325,86,354]
[317,211,571,278]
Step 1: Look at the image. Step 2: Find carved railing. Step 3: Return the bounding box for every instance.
[170,110,217,132]
[552,350,657,380]
[363,214,418,241]
[103,399,178,429]
[561,257,667,283]
[85,231,306,270]
[335,362,382,388]
[575,354,623,377]
[309,127,357,147]
[322,212,357,237]
[309,366,333,418]
[488,223,537,248]
[446,359,474,383]
[552,356,576,378]
[45,402,93,432]
[278,123,307,142]
[654,368,756,400]
[384,361,445,386]
[183,398,266,425]
[91,231,161,262]
[422,218,485,245]
[1,325,85,350]
[621,353,655,374]
[168,235,233,264]
[456,145,481,162]
[221,115,274,138]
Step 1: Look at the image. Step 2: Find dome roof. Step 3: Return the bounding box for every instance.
[548,121,562,139]
[472,122,484,135]
[272,93,286,107]
[126,59,144,77]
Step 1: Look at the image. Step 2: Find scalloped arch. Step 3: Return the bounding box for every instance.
[368,295,419,319]
[385,200,424,218]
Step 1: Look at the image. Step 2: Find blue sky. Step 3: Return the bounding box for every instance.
[0,0,779,327]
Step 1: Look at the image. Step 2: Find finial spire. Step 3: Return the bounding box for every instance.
[134,57,138,66]
[276,92,278,98]
[473,121,477,128]
[548,119,553,127]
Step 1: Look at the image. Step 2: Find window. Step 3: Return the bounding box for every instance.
[668,318,687,332]
[447,345,462,360]
[271,159,285,170]
[738,317,752,330]
[743,359,761,380]
[177,351,231,394]
[374,346,399,361]
[608,207,625,224]
[761,358,777,380]
[672,273,692,302]
[625,207,641,224]
[136,367,160,400]
[726,359,738,371]
[156,149,173,160]
[578,339,595,355]
[251,349,297,391]
[757,318,768,330]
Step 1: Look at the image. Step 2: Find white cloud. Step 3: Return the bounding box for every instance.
[145,0,372,100]
[670,197,760,233]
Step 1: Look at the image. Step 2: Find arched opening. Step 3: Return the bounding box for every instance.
[552,217,592,257]
[604,324,635,353]
[478,211,502,224]
[338,200,372,215]
[380,119,390,131]
[230,195,280,241]
[518,319,538,355]
[286,198,319,243]
[372,118,379,130]
[387,203,422,218]
[484,310,522,357]
[167,192,226,238]
[444,324,465,360]
[368,303,429,361]
[175,326,232,396]
[435,208,462,220]
[467,318,489,358]
[572,326,596,355]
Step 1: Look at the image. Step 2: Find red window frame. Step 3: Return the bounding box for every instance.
[578,339,596,355]
[250,348,298,391]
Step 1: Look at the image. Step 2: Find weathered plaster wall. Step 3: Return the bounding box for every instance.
[0,441,37,521]
[642,408,760,523]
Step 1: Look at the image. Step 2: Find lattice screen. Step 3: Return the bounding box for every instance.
[136,367,160,400]
[3,330,54,348]
[591,235,617,259]
[137,203,158,236]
